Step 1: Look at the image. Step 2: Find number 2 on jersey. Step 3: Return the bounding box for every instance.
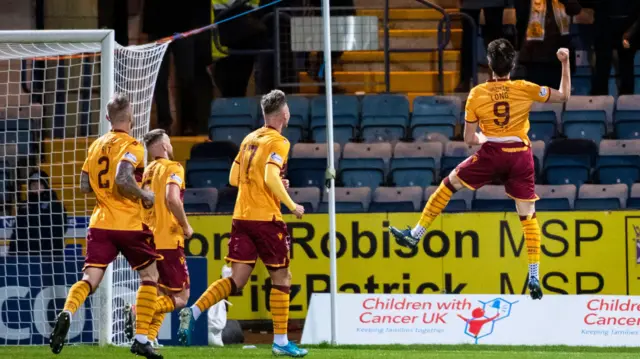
[493,101,511,127]
[97,156,110,188]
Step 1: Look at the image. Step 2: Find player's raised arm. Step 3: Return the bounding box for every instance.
[546,48,571,103]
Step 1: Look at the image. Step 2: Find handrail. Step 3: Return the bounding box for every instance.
[437,11,479,88]
[383,0,451,94]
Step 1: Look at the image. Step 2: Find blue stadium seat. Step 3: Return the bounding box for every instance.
[310,95,359,144]
[531,141,546,181]
[411,96,461,140]
[215,187,238,213]
[369,186,422,213]
[561,110,606,143]
[390,158,436,187]
[282,187,320,214]
[614,95,640,140]
[0,119,32,155]
[317,187,371,213]
[186,158,232,188]
[543,155,591,186]
[571,76,591,95]
[183,188,218,213]
[288,158,327,188]
[441,156,466,179]
[574,184,628,210]
[208,98,258,146]
[281,96,310,145]
[529,103,562,144]
[535,184,576,210]
[472,185,513,212]
[440,141,478,179]
[596,140,640,186]
[339,158,385,189]
[424,186,472,212]
[629,184,640,209]
[360,94,409,143]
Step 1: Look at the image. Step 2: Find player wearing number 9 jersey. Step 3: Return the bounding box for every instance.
[389,39,572,301]
[50,94,163,359]
[178,90,308,357]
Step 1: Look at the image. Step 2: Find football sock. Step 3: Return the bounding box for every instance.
[63,280,92,314]
[412,177,457,238]
[134,281,158,341]
[155,295,175,314]
[271,285,290,345]
[147,312,166,342]
[520,213,541,280]
[192,278,236,321]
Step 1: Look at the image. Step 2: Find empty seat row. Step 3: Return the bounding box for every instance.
[183,183,640,214]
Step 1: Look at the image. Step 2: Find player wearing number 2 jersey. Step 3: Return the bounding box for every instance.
[390,39,572,301]
[50,94,163,359]
[178,90,307,357]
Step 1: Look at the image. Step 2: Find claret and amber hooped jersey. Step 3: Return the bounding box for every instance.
[141,158,186,249]
[465,79,551,144]
[233,127,290,222]
[82,129,145,231]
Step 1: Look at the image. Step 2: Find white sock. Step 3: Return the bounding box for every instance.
[62,310,72,322]
[274,334,288,346]
[529,263,539,280]
[411,224,426,239]
[191,305,202,321]
[135,334,148,344]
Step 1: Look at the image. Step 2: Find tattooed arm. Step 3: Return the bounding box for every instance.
[115,161,154,204]
[80,171,93,194]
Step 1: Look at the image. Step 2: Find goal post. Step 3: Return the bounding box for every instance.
[0,29,168,346]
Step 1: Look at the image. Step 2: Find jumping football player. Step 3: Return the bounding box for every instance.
[123,129,193,345]
[50,93,163,358]
[177,90,308,357]
[390,39,572,300]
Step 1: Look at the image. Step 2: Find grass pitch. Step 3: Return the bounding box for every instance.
[2,344,640,358]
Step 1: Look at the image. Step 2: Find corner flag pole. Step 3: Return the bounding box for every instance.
[321,0,339,346]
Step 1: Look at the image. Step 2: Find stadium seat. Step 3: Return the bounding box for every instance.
[215,187,238,213]
[369,186,422,212]
[535,184,576,210]
[390,142,443,187]
[185,158,232,188]
[614,95,640,140]
[441,141,479,178]
[183,188,218,213]
[595,140,640,186]
[411,96,461,140]
[208,97,258,146]
[318,187,371,213]
[472,185,513,212]
[282,187,320,214]
[531,141,545,180]
[281,96,310,145]
[360,94,409,143]
[628,184,640,209]
[575,184,628,210]
[310,95,359,144]
[190,141,239,161]
[542,139,597,186]
[562,96,614,144]
[424,185,472,212]
[529,103,563,144]
[339,142,391,189]
[289,143,341,188]
[0,118,33,156]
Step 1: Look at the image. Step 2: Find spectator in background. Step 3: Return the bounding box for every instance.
[9,171,68,256]
[518,0,581,89]
[592,0,640,95]
[143,0,210,135]
[457,0,513,92]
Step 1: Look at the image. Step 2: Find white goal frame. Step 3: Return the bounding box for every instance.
[0,29,115,346]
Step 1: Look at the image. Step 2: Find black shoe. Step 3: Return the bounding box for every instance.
[49,311,71,354]
[131,339,163,359]
[528,277,543,300]
[389,226,421,249]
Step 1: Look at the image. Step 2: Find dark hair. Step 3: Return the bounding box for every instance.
[487,38,516,78]
[261,89,287,116]
[107,92,131,123]
[143,128,166,148]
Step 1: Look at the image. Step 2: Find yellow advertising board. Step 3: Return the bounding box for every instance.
[187,212,640,320]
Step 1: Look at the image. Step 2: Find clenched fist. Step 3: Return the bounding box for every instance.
[557,48,570,63]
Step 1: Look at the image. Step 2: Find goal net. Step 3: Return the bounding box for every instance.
[0,30,168,346]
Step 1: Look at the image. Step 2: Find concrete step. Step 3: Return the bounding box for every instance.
[340,50,460,71]
[299,70,458,93]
